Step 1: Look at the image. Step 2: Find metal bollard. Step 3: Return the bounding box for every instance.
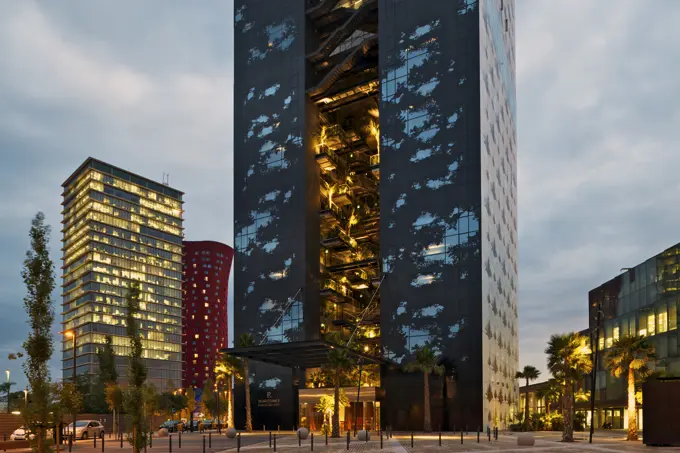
[209,432,212,448]
[346,431,350,450]
[179,431,181,449]
[411,432,414,448]
[202,436,206,453]
[461,431,463,444]
[325,430,328,446]
[311,433,314,451]
[169,434,172,453]
[298,430,301,447]
[120,432,123,449]
[94,433,97,448]
[150,431,153,448]
[274,434,277,452]
[68,435,72,453]
[477,428,480,443]
[439,431,441,446]
[237,433,241,452]
[269,431,272,448]
[380,430,383,449]
[102,434,105,452]
[488,426,491,442]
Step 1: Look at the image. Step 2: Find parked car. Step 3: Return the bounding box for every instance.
[67,420,105,440]
[10,426,54,441]
[159,420,185,433]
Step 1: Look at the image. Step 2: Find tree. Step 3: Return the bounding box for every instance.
[515,365,541,431]
[21,213,55,453]
[105,383,123,438]
[604,335,655,441]
[324,348,354,437]
[202,379,215,418]
[141,383,158,436]
[315,390,349,435]
[123,282,148,453]
[214,354,243,428]
[185,387,196,431]
[536,378,560,416]
[98,336,118,383]
[96,335,119,434]
[238,334,256,432]
[404,345,444,432]
[545,332,592,442]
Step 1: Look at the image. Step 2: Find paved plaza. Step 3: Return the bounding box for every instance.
[20,431,679,453]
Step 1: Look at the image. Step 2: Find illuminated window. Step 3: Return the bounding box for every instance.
[205,277,208,282]
[194,334,199,339]
[204,303,209,308]
[648,313,656,336]
[671,303,678,331]
[658,304,668,334]
[613,326,620,342]
[204,315,208,320]
[194,353,198,358]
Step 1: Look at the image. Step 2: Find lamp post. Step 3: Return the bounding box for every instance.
[65,330,77,439]
[5,369,10,414]
[24,388,28,407]
[589,299,603,444]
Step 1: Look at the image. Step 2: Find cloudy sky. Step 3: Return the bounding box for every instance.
[1,0,679,388]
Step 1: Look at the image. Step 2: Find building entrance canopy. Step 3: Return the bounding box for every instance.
[221,340,388,369]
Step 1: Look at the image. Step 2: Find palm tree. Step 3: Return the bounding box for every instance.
[238,334,256,432]
[324,348,354,437]
[405,346,444,432]
[515,365,541,431]
[604,335,655,441]
[215,354,243,429]
[545,332,592,442]
[536,378,560,416]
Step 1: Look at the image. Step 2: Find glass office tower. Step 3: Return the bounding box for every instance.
[232,0,517,430]
[61,158,184,392]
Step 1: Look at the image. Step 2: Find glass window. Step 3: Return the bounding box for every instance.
[613,325,620,342]
[669,334,678,357]
[648,313,656,336]
[658,303,668,334]
[670,302,678,331]
[639,314,648,336]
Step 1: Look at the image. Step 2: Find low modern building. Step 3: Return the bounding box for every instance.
[61,157,184,392]
[182,241,234,389]
[585,243,680,429]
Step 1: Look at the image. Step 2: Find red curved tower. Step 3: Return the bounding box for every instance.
[182,241,234,389]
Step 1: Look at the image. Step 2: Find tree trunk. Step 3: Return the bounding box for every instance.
[423,371,432,432]
[562,384,574,442]
[627,367,637,441]
[227,384,234,428]
[331,376,340,438]
[524,378,530,431]
[244,359,252,432]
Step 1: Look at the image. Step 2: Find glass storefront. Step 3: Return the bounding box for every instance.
[299,387,381,432]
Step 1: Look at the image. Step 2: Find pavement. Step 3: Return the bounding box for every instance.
[12,430,679,453]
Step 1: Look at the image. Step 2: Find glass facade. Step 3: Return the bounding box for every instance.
[61,158,184,392]
[588,243,680,426]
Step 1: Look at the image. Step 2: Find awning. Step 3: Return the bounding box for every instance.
[221,340,388,369]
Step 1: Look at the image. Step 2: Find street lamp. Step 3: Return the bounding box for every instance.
[5,369,10,414]
[589,298,603,444]
[64,330,77,439]
[24,388,28,407]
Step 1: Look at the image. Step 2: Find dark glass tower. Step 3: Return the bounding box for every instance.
[232,0,517,431]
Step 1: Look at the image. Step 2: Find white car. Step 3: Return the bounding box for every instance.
[67,420,105,440]
[10,426,53,441]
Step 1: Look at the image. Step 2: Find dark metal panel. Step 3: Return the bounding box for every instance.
[379,0,483,431]
[233,0,314,431]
